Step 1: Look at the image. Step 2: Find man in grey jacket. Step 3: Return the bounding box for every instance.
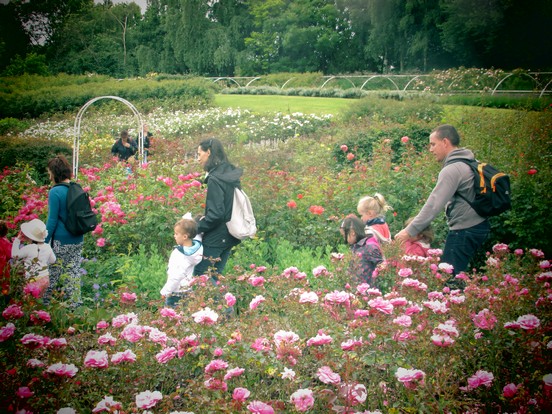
[394,124,490,283]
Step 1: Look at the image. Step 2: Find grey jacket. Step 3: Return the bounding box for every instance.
[406,148,486,236]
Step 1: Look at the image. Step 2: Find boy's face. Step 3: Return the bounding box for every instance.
[174,228,188,246]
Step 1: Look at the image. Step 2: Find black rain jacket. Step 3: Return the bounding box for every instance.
[198,162,243,248]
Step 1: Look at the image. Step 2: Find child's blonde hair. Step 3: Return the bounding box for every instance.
[174,218,198,239]
[357,193,392,216]
[405,217,434,243]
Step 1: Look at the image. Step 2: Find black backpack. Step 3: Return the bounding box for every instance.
[447,158,512,217]
[55,182,98,236]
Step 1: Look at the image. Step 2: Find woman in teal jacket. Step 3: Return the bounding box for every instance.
[44,155,84,308]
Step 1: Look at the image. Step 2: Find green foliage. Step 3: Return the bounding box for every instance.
[331,124,433,167]
[0,137,72,184]
[342,95,444,125]
[115,244,167,299]
[0,117,30,135]
[437,94,552,111]
[0,75,216,118]
[1,53,49,76]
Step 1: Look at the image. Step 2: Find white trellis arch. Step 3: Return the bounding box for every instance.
[73,96,145,178]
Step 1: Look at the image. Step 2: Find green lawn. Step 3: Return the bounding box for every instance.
[214,94,356,116]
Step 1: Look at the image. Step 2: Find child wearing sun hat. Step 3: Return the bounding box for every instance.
[11,218,56,296]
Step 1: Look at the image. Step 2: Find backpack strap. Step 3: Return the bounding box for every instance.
[444,158,477,209]
[52,182,71,226]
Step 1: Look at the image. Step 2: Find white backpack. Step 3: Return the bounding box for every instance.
[226,187,257,240]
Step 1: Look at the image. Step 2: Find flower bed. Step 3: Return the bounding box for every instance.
[1,245,551,413]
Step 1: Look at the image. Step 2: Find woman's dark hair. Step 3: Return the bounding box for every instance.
[121,130,129,140]
[199,138,230,172]
[47,155,72,183]
[0,220,8,237]
[341,216,366,244]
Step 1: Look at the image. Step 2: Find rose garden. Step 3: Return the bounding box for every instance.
[0,85,551,413]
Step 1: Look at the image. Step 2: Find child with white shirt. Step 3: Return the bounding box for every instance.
[160,214,203,308]
[12,219,56,296]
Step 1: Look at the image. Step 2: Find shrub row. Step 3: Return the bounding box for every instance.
[0,74,218,118]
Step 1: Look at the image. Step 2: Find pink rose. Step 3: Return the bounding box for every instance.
[135,390,162,409]
[224,367,245,380]
[2,304,24,320]
[317,366,341,384]
[340,144,348,152]
[247,400,274,414]
[503,383,518,398]
[290,388,314,412]
[16,386,34,398]
[92,396,122,413]
[205,359,229,374]
[249,295,265,310]
[225,293,237,307]
[395,367,426,390]
[0,323,16,342]
[84,350,109,368]
[121,292,137,303]
[155,347,177,364]
[517,314,540,330]
[306,333,333,346]
[338,382,367,406]
[96,320,109,330]
[472,308,497,330]
[467,370,494,390]
[97,333,116,346]
[368,297,394,314]
[111,349,137,364]
[299,292,319,303]
[46,362,78,378]
[96,237,106,247]
[233,387,251,402]
[401,136,409,143]
[191,307,219,325]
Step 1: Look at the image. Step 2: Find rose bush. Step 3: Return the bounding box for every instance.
[1,97,551,412]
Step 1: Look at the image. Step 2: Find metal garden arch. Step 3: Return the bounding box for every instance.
[73,96,145,179]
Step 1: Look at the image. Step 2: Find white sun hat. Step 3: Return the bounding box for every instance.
[21,219,48,242]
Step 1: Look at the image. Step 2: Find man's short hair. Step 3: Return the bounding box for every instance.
[432,124,460,146]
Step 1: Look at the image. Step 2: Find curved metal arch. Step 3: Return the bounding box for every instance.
[74,96,144,179]
[281,77,296,89]
[245,77,261,87]
[359,75,400,91]
[492,73,538,95]
[321,76,356,89]
[403,75,429,91]
[212,77,242,87]
[539,78,552,98]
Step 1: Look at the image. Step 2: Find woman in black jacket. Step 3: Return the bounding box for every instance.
[111,130,137,161]
[194,138,242,281]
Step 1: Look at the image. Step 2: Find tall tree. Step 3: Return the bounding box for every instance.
[0,3,31,73]
[47,2,140,76]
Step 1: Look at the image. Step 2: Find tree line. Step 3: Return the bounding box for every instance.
[1,0,551,78]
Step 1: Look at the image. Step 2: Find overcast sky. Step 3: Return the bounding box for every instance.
[95,0,148,14]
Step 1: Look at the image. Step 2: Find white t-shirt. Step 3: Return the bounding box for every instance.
[11,238,56,280]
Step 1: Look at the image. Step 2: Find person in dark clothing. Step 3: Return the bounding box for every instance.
[193,138,242,282]
[111,130,137,161]
[341,216,384,287]
[137,124,152,162]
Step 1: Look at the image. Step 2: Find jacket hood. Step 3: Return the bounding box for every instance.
[206,162,243,187]
[444,148,475,164]
[176,239,202,256]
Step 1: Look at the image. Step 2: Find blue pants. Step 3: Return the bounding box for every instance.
[193,245,234,280]
[442,220,490,275]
